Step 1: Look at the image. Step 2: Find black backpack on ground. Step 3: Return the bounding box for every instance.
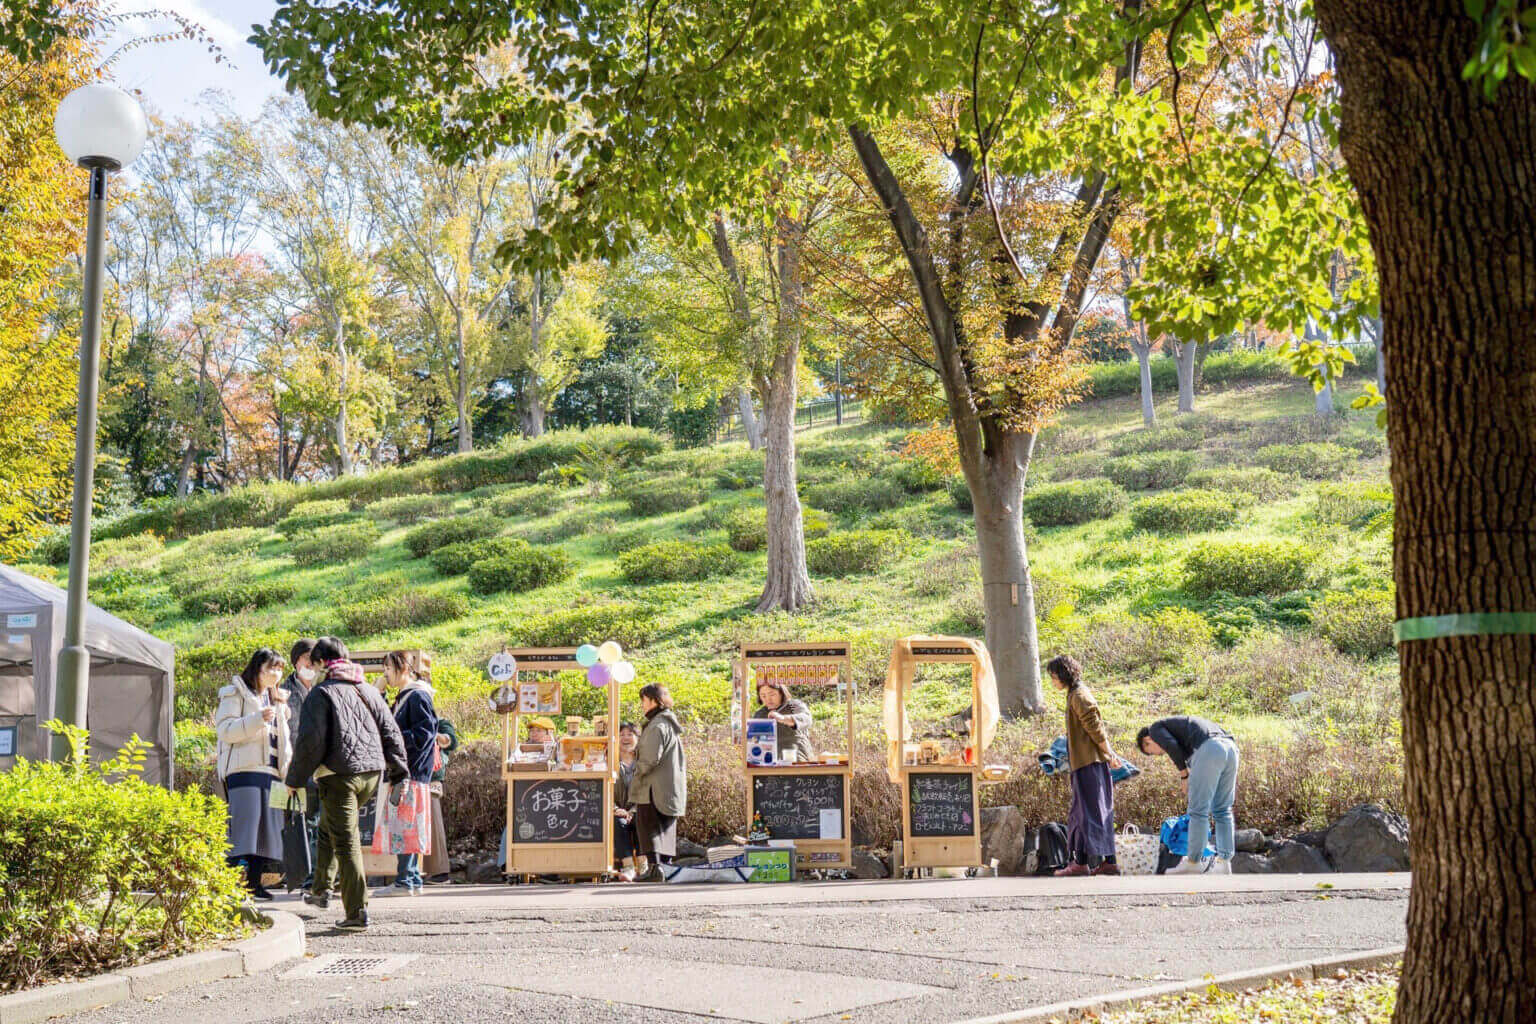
[1029,823,1069,876]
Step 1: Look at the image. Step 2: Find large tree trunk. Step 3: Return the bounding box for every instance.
[454,314,474,452]
[522,274,546,438]
[1134,342,1155,426]
[970,431,1046,714]
[1315,3,1536,1022]
[1173,339,1197,413]
[756,215,813,613]
[335,318,352,475]
[519,376,546,438]
[737,388,764,449]
[1305,324,1335,417]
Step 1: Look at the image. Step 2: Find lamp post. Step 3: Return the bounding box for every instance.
[50,83,147,761]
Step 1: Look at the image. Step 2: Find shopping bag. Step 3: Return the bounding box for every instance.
[1115,824,1161,875]
[281,795,312,891]
[1159,814,1214,860]
[370,780,433,856]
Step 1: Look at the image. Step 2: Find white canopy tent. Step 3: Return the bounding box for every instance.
[0,564,175,786]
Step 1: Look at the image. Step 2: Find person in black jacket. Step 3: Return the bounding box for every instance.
[375,649,437,897]
[278,638,320,890]
[1137,716,1240,876]
[285,636,408,929]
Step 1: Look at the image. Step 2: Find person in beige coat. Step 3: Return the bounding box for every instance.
[216,647,293,900]
[631,683,687,882]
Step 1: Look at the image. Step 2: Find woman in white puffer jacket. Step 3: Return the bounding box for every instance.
[216,648,292,900]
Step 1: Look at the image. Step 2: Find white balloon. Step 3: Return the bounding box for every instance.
[597,640,623,665]
[611,660,636,684]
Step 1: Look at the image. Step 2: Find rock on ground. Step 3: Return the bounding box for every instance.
[1325,804,1409,872]
[1267,840,1334,873]
[851,848,890,879]
[1234,828,1267,853]
[1232,852,1275,874]
[980,806,1030,876]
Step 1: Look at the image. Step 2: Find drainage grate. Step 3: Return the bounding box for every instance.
[284,954,418,979]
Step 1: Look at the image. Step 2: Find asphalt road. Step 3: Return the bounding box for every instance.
[56,875,1408,1024]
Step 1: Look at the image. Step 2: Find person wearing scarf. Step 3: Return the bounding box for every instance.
[375,649,438,896]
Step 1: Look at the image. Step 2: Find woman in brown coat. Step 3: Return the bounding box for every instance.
[1049,654,1129,877]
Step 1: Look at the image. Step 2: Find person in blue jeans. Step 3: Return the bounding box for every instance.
[376,650,438,896]
[1137,716,1240,876]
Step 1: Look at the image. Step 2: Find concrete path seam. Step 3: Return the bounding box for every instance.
[945,945,1406,1024]
[0,910,305,1024]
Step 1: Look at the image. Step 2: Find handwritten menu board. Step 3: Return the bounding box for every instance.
[512,777,604,844]
[908,771,975,837]
[752,773,844,840]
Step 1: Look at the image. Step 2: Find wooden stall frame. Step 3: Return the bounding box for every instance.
[894,642,984,874]
[739,641,854,871]
[499,647,621,880]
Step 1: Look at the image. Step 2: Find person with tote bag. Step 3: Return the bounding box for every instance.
[216,648,292,901]
[373,650,438,896]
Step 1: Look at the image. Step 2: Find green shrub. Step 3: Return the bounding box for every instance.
[713,452,765,490]
[799,441,884,469]
[1186,467,1298,503]
[0,732,246,992]
[366,494,455,524]
[893,456,948,492]
[430,537,529,576]
[1021,478,1127,527]
[11,562,55,582]
[277,500,357,537]
[1315,482,1393,527]
[290,498,350,519]
[178,577,297,617]
[1084,350,1291,399]
[512,602,658,648]
[404,515,500,558]
[1109,425,1202,456]
[90,532,164,572]
[161,528,267,575]
[1183,539,1315,597]
[1130,489,1241,534]
[718,505,767,552]
[1044,452,1107,482]
[947,477,973,513]
[488,483,566,518]
[806,529,910,576]
[619,541,738,583]
[1313,588,1395,657]
[28,530,73,565]
[338,589,471,636]
[1103,451,1199,490]
[1343,434,1386,459]
[801,477,908,516]
[467,546,575,594]
[1255,442,1354,479]
[624,477,710,517]
[289,520,381,566]
[518,510,618,544]
[598,528,656,554]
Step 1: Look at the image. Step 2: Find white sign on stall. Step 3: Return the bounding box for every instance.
[487,652,518,683]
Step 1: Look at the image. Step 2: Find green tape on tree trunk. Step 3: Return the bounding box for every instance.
[1394,612,1536,642]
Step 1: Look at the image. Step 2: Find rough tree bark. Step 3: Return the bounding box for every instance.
[1173,338,1198,414]
[454,312,474,452]
[1314,2,1536,1021]
[737,388,764,449]
[334,315,353,475]
[521,272,547,438]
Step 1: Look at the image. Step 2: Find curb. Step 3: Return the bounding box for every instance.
[0,911,306,1024]
[948,945,1406,1024]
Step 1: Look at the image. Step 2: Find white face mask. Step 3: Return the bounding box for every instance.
[297,667,317,684]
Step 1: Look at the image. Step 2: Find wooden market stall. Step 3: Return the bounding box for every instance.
[883,636,1001,875]
[738,641,854,871]
[498,647,621,879]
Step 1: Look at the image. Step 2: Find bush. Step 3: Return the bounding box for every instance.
[713,452,765,490]
[28,530,72,565]
[1021,478,1127,527]
[404,515,500,558]
[0,732,246,992]
[893,456,948,493]
[1255,442,1354,479]
[277,504,357,537]
[161,528,267,575]
[512,602,658,648]
[517,509,618,544]
[623,477,710,517]
[430,537,529,576]
[718,505,767,552]
[1313,588,1395,657]
[1109,425,1202,456]
[366,494,454,524]
[488,483,566,518]
[947,476,973,513]
[806,529,910,576]
[619,541,738,583]
[90,532,164,572]
[1103,451,1199,490]
[1315,482,1393,527]
[1130,489,1241,533]
[338,589,471,636]
[1343,434,1386,458]
[1183,539,1315,597]
[467,547,575,594]
[801,477,908,516]
[1079,607,1216,674]
[288,520,381,566]
[1185,467,1298,504]
[178,577,297,617]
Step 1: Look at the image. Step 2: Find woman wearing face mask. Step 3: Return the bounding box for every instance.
[217,647,292,900]
[280,638,320,891]
[611,721,643,881]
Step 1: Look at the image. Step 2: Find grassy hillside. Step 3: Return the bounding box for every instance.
[14,371,1403,842]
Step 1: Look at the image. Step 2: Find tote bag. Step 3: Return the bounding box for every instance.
[281,795,312,891]
[1115,824,1161,875]
[370,780,433,856]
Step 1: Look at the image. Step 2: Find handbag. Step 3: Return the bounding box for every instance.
[1115,824,1161,875]
[281,795,312,891]
[370,780,433,856]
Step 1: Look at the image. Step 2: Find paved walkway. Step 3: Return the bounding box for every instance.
[58,874,1409,1024]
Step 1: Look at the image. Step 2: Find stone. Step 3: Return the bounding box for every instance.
[1325,804,1410,872]
[1291,828,1330,848]
[1231,852,1274,874]
[979,806,1030,876]
[851,848,889,880]
[467,857,503,883]
[677,838,707,859]
[1267,840,1334,873]
[1234,828,1267,854]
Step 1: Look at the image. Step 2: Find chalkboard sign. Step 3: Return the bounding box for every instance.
[908,771,975,837]
[512,777,604,844]
[753,773,845,840]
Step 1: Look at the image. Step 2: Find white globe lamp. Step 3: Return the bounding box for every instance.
[54,83,147,170]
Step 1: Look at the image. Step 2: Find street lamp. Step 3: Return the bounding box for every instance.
[51,83,146,761]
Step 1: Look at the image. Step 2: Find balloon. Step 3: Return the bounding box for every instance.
[575,644,599,668]
[597,640,623,665]
[586,663,612,687]
[611,660,636,685]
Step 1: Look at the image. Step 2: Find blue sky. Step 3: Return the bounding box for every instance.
[109,0,285,120]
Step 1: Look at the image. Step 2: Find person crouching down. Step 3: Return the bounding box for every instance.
[1048,654,1130,877]
[1137,716,1240,876]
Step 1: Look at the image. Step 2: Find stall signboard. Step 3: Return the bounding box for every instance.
[0,726,14,757]
[907,771,974,837]
[512,777,604,843]
[752,773,844,841]
[487,652,518,683]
